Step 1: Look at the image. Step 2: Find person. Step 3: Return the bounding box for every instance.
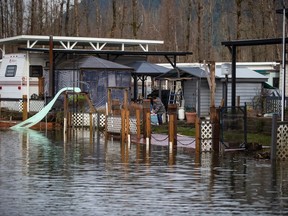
[152,96,166,125]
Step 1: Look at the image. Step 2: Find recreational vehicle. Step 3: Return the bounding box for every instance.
[0,52,48,100]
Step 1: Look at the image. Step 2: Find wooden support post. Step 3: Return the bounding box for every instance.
[136,105,141,139]
[195,116,201,164]
[210,62,216,108]
[142,99,151,139]
[125,108,130,145]
[211,107,220,153]
[63,92,68,141]
[168,104,177,151]
[146,110,151,147]
[271,114,278,161]
[121,108,126,144]
[22,95,28,120]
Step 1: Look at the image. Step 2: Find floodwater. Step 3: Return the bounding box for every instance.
[0,129,288,216]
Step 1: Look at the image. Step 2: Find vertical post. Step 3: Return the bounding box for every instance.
[271,113,278,161]
[63,92,68,141]
[133,74,138,101]
[126,109,130,146]
[195,116,201,164]
[210,62,216,108]
[281,7,286,121]
[142,99,151,139]
[121,108,126,144]
[49,35,54,97]
[22,95,28,120]
[145,110,151,148]
[136,105,141,139]
[211,107,220,153]
[225,75,228,107]
[231,45,236,107]
[168,104,177,151]
[107,88,112,115]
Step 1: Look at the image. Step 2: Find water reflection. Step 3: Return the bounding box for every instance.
[0,129,287,216]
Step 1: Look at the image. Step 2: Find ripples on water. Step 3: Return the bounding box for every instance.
[0,129,287,216]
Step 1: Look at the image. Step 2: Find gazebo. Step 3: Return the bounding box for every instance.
[54,55,133,108]
[125,61,170,100]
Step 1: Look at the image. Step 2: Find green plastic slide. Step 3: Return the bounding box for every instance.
[10,87,81,130]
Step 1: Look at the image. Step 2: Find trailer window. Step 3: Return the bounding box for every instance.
[5,65,17,77]
[30,65,43,77]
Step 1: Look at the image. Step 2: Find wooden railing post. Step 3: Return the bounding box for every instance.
[168,104,177,152]
[142,99,151,139]
[210,106,220,153]
[22,95,28,120]
[195,116,201,164]
[136,104,141,139]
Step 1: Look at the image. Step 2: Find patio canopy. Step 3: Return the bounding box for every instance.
[156,67,207,80]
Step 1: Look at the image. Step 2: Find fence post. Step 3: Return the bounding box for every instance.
[22,95,28,121]
[63,92,68,141]
[136,105,141,139]
[121,108,126,144]
[210,106,220,153]
[142,99,151,139]
[195,116,201,164]
[168,104,177,152]
[271,113,278,161]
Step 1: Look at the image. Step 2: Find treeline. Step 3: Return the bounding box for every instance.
[0,0,286,62]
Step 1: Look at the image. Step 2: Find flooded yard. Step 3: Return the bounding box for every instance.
[0,129,287,215]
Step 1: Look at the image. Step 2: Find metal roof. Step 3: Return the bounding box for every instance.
[215,65,267,80]
[156,67,206,80]
[125,61,170,76]
[56,56,132,70]
[221,37,288,47]
[0,35,163,52]
[156,65,267,81]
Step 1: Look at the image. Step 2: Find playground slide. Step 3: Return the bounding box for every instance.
[10,87,81,130]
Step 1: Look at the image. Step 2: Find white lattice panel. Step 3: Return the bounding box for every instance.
[107,116,137,134]
[30,100,45,112]
[1,101,22,111]
[107,116,122,133]
[201,120,213,152]
[277,124,288,160]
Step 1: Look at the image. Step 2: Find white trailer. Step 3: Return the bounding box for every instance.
[0,53,48,99]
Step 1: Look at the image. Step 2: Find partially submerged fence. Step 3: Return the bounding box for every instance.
[271,114,288,161]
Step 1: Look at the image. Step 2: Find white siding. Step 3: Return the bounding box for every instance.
[184,79,263,117]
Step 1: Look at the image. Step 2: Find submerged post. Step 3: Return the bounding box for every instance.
[195,116,201,164]
[136,105,141,139]
[22,95,28,120]
[168,104,177,151]
[271,113,278,161]
[63,92,68,142]
[143,99,151,139]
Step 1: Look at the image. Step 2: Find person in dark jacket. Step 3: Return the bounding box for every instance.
[152,96,166,125]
